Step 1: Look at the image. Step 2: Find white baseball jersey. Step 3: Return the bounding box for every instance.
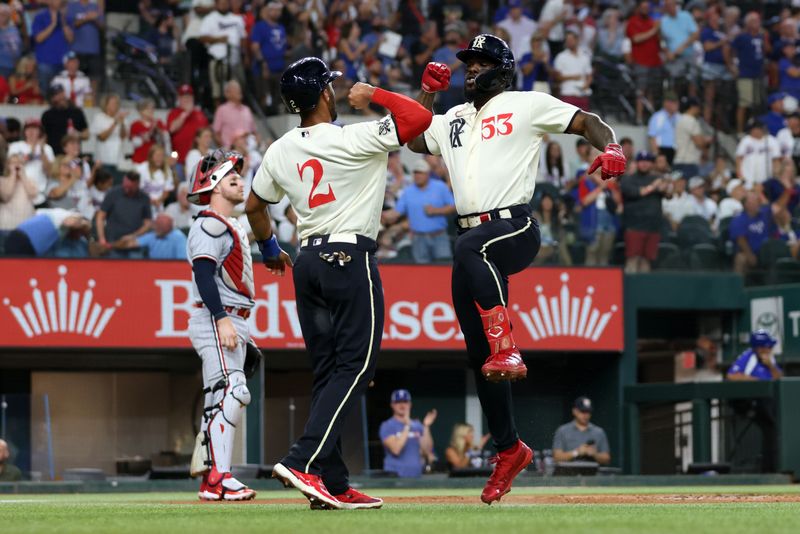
[186,211,255,309]
[251,116,402,241]
[423,91,579,215]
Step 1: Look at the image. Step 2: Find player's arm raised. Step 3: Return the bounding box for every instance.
[245,192,293,276]
[348,82,433,145]
[566,111,626,181]
[406,62,451,154]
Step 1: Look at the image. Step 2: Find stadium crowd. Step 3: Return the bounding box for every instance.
[1,0,800,281]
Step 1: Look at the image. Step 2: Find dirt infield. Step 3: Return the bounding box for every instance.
[173,493,800,506]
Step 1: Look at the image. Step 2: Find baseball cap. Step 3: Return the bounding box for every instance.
[23,118,43,130]
[746,118,765,131]
[768,92,786,106]
[688,176,705,190]
[178,84,194,96]
[391,389,411,403]
[726,178,743,196]
[63,51,78,65]
[412,160,430,174]
[574,396,593,413]
[635,150,655,162]
[508,0,522,7]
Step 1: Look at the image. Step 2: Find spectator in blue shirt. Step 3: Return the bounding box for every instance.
[760,93,787,137]
[383,160,456,263]
[728,330,783,382]
[251,2,286,115]
[700,6,733,124]
[32,0,75,94]
[4,208,90,257]
[0,4,23,79]
[732,12,767,134]
[66,0,104,89]
[113,213,187,259]
[777,41,800,102]
[379,389,437,478]
[647,92,679,164]
[730,191,778,275]
[518,34,550,93]
[726,329,782,473]
[660,0,699,89]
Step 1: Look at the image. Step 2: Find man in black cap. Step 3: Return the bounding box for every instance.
[621,151,667,273]
[40,83,88,155]
[552,396,611,465]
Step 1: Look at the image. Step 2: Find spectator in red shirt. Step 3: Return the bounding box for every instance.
[626,0,663,124]
[130,98,169,164]
[167,84,209,179]
[8,56,44,105]
[0,74,8,103]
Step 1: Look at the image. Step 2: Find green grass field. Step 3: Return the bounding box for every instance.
[1,486,799,534]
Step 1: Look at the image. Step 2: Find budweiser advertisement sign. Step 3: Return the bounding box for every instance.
[0,260,623,351]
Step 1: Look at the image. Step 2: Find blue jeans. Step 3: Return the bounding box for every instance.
[37,63,59,94]
[411,232,452,263]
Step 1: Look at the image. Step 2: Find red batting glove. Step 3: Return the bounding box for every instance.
[587,143,626,181]
[421,62,451,93]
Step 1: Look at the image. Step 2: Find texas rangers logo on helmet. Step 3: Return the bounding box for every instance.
[472,35,486,49]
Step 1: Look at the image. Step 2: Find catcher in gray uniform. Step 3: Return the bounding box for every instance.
[186,150,262,501]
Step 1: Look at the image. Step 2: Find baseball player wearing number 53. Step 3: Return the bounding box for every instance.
[407,35,625,504]
[245,57,432,510]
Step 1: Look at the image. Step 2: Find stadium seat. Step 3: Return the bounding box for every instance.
[677,217,713,248]
[660,216,677,244]
[611,241,626,266]
[568,241,586,266]
[655,242,680,268]
[758,239,790,266]
[689,243,722,270]
[767,257,800,285]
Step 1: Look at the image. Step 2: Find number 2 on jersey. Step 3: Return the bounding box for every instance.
[297,158,336,209]
[481,113,513,140]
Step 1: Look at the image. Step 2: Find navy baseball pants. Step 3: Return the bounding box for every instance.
[451,205,541,452]
[280,234,383,495]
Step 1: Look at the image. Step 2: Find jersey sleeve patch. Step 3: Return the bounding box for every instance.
[200,217,229,238]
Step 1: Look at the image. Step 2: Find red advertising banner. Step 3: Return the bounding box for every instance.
[0,260,623,351]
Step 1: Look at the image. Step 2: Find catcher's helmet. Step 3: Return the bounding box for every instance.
[456,34,515,92]
[280,57,342,114]
[750,329,777,349]
[188,149,245,205]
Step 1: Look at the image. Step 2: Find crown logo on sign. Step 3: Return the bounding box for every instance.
[512,273,617,342]
[3,265,121,339]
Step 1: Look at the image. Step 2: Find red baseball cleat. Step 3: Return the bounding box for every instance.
[310,488,383,510]
[476,303,527,382]
[273,463,342,510]
[197,472,220,501]
[198,468,256,501]
[481,440,533,505]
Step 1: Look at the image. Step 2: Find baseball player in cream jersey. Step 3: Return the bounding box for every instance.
[245,57,432,510]
[185,151,260,501]
[407,35,626,504]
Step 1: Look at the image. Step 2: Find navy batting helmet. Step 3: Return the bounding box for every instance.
[750,329,777,349]
[280,57,342,114]
[456,34,515,92]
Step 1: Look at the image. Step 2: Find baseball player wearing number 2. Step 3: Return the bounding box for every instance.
[407,35,625,504]
[245,57,432,510]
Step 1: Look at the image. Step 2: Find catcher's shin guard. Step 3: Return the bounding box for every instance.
[206,372,251,474]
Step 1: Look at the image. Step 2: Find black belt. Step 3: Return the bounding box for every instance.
[300,233,377,252]
[457,204,531,229]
